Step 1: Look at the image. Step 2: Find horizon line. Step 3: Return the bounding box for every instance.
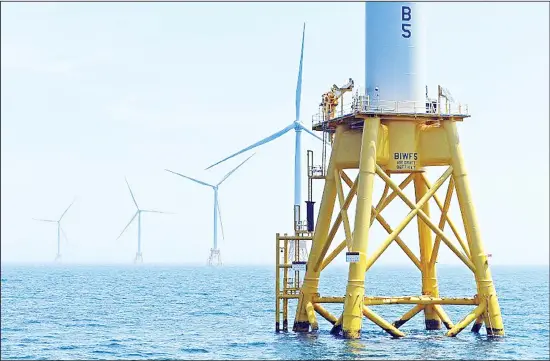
[1,261,548,267]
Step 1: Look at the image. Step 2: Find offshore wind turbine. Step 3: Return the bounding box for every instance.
[205,23,322,257]
[117,178,172,263]
[33,198,76,262]
[166,153,254,266]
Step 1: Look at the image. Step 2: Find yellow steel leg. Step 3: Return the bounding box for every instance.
[305,302,319,331]
[442,120,505,336]
[414,173,441,330]
[293,125,346,332]
[392,304,424,329]
[342,117,380,339]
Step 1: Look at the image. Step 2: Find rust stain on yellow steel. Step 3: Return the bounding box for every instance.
[392,304,425,329]
[433,305,455,330]
[446,302,487,337]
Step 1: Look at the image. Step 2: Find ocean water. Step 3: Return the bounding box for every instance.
[1,264,548,360]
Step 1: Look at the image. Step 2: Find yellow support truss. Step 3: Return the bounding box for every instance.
[275,112,504,340]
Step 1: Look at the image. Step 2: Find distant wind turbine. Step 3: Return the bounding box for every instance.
[204,23,322,240]
[166,153,255,266]
[33,198,76,262]
[117,178,172,263]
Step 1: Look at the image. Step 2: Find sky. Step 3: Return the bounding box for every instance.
[1,2,548,266]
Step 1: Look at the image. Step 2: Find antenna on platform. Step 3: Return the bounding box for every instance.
[166,153,255,266]
[117,177,173,263]
[33,197,76,262]
[438,85,455,114]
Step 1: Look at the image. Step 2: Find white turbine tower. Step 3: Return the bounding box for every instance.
[117,177,172,263]
[33,198,76,262]
[204,23,322,260]
[165,153,255,266]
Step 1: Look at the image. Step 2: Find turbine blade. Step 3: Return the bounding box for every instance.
[165,169,214,188]
[58,197,76,221]
[33,218,57,223]
[217,153,255,186]
[117,211,139,240]
[60,226,69,244]
[217,197,225,240]
[125,177,139,209]
[299,123,324,143]
[142,209,173,214]
[205,123,294,170]
[296,22,306,122]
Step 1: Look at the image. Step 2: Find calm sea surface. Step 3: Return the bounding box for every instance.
[1,264,548,360]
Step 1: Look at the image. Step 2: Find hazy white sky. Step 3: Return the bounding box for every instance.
[1,2,548,265]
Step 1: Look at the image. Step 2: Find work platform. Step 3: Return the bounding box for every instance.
[312,96,470,133]
[275,84,504,340]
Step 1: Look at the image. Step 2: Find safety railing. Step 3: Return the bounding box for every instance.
[312,95,469,128]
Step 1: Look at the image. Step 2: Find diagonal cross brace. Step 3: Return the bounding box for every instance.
[363,166,455,272]
[319,172,417,272]
[368,210,422,272]
[341,171,421,271]
[428,176,455,269]
[375,165,476,273]
[334,169,354,250]
[420,173,471,260]
[312,173,359,272]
